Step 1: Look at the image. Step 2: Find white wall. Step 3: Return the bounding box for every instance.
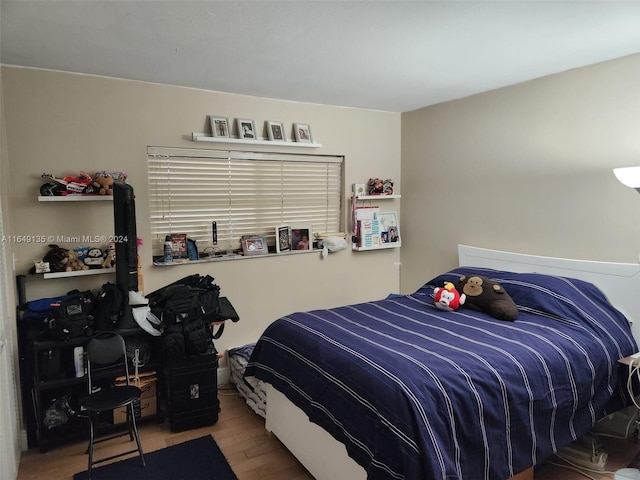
[400,53,640,294]
[1,66,401,450]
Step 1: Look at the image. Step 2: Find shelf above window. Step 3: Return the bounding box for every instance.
[38,195,113,202]
[191,133,322,148]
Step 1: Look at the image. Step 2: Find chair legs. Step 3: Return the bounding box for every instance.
[127,402,146,467]
[87,412,95,478]
[85,404,145,478]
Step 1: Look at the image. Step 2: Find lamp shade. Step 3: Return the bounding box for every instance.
[613,167,640,189]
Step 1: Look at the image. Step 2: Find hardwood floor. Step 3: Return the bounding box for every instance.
[16,384,640,479]
[17,385,312,480]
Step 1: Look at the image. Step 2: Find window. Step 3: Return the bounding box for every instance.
[147,147,343,256]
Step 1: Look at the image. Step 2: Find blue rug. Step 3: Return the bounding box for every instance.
[73,435,237,480]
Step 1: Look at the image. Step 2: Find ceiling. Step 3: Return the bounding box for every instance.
[2,1,640,113]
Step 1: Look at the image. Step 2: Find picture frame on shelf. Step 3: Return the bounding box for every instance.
[241,234,268,256]
[276,225,291,253]
[209,116,230,138]
[293,123,313,143]
[376,211,400,244]
[291,225,312,251]
[237,118,257,140]
[267,121,286,141]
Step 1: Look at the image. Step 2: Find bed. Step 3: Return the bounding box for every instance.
[244,245,640,480]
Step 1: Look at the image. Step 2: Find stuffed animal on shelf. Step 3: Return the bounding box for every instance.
[433,281,466,311]
[84,247,104,268]
[367,178,394,196]
[29,244,70,274]
[102,242,115,268]
[65,249,89,272]
[455,275,518,321]
[90,171,115,195]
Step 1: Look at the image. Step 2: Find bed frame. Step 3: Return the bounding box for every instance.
[264,245,640,480]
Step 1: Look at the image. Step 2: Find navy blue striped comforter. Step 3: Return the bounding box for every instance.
[245,268,637,480]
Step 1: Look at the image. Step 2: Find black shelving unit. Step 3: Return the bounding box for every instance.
[16,183,147,452]
[16,300,158,452]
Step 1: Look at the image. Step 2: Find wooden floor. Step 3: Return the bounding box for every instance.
[16,384,640,480]
[17,385,313,480]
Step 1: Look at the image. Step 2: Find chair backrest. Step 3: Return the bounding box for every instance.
[86,331,130,389]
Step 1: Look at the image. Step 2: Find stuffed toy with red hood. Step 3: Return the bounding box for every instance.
[434,282,466,311]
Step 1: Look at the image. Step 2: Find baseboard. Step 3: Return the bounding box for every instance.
[217,367,229,387]
[20,429,28,452]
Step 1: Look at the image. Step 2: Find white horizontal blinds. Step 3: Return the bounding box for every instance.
[148,147,343,255]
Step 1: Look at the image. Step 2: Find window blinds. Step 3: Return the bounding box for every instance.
[147,147,343,255]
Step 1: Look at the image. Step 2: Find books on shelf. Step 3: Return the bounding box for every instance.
[354,208,400,249]
[170,233,188,260]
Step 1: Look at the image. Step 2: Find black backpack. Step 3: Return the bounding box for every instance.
[147,274,239,359]
[46,294,94,341]
[93,283,124,332]
[148,281,212,360]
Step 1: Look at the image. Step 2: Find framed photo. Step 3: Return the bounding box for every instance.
[293,123,313,143]
[237,118,257,140]
[267,121,286,141]
[276,225,291,253]
[376,211,400,244]
[209,116,230,138]
[291,225,312,251]
[241,234,268,256]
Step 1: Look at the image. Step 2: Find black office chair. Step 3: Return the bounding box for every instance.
[81,331,145,477]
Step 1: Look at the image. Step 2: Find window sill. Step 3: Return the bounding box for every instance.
[152,248,319,266]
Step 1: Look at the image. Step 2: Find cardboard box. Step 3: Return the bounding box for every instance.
[113,396,157,425]
[113,373,157,424]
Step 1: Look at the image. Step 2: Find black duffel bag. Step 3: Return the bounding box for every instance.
[46,295,94,341]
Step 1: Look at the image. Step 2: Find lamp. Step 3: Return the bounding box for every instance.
[613,167,640,192]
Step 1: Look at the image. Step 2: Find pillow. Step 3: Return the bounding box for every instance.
[424,267,629,329]
[455,274,518,321]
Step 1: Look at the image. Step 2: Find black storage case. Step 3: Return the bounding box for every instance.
[162,348,219,432]
[112,180,138,294]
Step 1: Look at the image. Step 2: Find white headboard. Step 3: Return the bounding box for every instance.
[458,244,640,343]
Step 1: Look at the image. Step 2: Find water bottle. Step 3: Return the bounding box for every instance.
[74,346,85,378]
[164,236,173,264]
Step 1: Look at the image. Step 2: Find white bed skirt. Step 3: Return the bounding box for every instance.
[264,383,366,480]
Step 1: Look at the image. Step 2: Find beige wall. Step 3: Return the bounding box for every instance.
[400,53,640,294]
[2,67,401,363]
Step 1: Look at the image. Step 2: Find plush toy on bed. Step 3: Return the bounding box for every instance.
[455,275,518,321]
[433,282,466,311]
